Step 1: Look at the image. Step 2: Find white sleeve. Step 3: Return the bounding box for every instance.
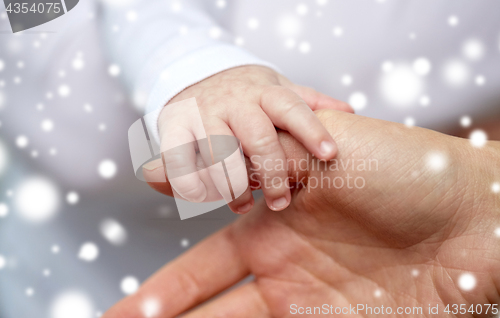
[99,0,278,142]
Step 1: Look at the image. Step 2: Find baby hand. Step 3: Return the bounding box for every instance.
[156,66,353,213]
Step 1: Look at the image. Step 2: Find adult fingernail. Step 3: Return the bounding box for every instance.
[143,159,163,171]
[271,197,289,210]
[319,141,337,158]
[237,203,253,213]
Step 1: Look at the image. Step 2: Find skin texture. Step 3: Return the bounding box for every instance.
[154,66,353,213]
[105,110,500,317]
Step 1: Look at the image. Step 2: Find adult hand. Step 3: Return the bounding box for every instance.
[150,65,353,214]
[107,110,500,317]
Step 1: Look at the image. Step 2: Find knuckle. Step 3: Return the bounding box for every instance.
[171,178,203,196]
[174,271,203,304]
[163,152,190,171]
[249,134,280,155]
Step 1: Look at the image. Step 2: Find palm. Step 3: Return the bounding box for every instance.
[230,198,488,317]
[230,116,498,316]
[105,111,500,318]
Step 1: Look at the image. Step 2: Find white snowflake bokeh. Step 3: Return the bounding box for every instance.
[14,177,60,223]
[0,1,498,317]
[458,273,477,291]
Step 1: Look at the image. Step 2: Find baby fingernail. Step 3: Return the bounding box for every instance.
[237,203,253,213]
[271,197,289,210]
[143,159,163,171]
[319,141,337,158]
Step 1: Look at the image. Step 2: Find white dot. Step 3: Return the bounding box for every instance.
[0,60,4,71]
[412,57,432,76]
[100,218,127,245]
[126,10,137,22]
[381,61,394,72]
[284,38,296,49]
[380,64,423,106]
[15,177,60,222]
[26,288,34,297]
[426,152,448,172]
[0,255,6,269]
[66,191,79,205]
[469,130,487,148]
[448,15,459,27]
[332,26,343,37]
[443,59,470,87]
[296,3,309,15]
[491,182,500,194]
[51,291,94,318]
[41,119,54,132]
[181,238,190,248]
[411,269,419,277]
[52,245,60,254]
[458,273,476,291]
[341,74,353,86]
[78,242,99,262]
[374,289,382,298]
[72,58,84,70]
[276,15,302,37]
[171,2,181,12]
[349,92,367,111]
[404,117,415,127]
[298,41,311,54]
[460,116,472,128]
[98,160,117,179]
[43,268,51,277]
[83,104,93,113]
[419,95,430,107]
[494,227,500,237]
[49,148,57,156]
[247,18,259,30]
[121,276,140,295]
[475,75,486,86]
[0,202,8,218]
[317,0,328,5]
[142,298,161,318]
[209,26,222,39]
[13,76,21,84]
[234,36,244,46]
[462,39,485,61]
[216,0,226,8]
[58,85,71,97]
[16,135,29,148]
[108,64,120,77]
[17,61,24,69]
[98,123,107,131]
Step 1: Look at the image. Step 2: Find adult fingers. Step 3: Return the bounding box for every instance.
[182,283,271,318]
[260,86,338,160]
[102,226,249,318]
[230,109,291,211]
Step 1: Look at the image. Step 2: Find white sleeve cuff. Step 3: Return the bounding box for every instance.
[144,44,279,144]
